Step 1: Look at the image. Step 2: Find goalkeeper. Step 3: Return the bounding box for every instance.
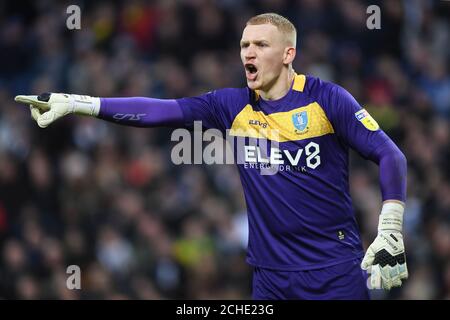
[15,13,407,299]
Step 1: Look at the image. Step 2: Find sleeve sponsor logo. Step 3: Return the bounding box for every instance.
[355,109,380,131]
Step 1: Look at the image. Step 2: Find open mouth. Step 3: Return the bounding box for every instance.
[245,63,258,81]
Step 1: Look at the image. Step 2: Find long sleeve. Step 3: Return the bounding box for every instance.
[316,80,407,202]
[98,97,185,127]
[371,140,407,202]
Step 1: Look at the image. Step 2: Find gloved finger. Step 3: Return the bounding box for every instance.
[37,103,67,128]
[390,278,402,288]
[380,266,403,290]
[361,246,375,270]
[382,278,392,290]
[15,95,50,110]
[368,265,382,289]
[15,95,39,105]
[30,105,42,121]
[399,263,408,280]
[376,267,390,290]
[37,110,58,128]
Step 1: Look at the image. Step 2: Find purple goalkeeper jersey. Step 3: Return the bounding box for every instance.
[176,74,393,271]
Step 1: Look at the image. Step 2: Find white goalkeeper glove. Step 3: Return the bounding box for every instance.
[361,202,408,290]
[14,92,100,128]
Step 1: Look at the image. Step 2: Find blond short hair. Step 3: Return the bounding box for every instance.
[246,13,297,47]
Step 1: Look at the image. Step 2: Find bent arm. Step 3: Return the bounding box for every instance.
[98,97,185,127]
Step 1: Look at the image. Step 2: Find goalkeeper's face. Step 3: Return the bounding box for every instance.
[240,23,294,92]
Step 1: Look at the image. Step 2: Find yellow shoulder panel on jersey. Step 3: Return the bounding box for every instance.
[292,73,306,92]
[229,102,335,142]
[253,73,306,100]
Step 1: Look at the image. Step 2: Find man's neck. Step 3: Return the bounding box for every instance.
[259,69,295,101]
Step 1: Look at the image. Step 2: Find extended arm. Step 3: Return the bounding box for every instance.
[14,93,186,128]
[98,97,185,127]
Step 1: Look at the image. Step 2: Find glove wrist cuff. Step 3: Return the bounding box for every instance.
[71,95,100,116]
[378,202,404,232]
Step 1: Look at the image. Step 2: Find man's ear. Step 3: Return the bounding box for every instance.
[283,47,296,65]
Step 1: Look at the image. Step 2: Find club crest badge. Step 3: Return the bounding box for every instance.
[292,111,308,133]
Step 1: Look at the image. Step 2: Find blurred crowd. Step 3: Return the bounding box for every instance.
[0,0,449,299]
